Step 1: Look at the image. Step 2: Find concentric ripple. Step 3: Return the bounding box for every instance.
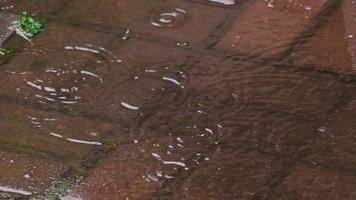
[150,8,186,28]
[4,44,121,109]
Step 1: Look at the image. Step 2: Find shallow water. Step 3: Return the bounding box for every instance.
[0,0,356,199]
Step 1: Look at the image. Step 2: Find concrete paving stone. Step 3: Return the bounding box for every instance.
[61,0,233,46]
[270,166,356,200]
[0,0,68,16]
[0,151,70,197]
[215,0,334,59]
[283,0,356,74]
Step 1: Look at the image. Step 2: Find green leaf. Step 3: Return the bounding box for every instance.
[20,11,44,38]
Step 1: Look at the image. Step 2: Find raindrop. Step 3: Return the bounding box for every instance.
[151,8,186,28]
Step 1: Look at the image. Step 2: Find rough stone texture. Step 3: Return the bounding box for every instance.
[302,98,356,170]
[0,0,68,16]
[215,0,333,59]
[131,0,233,46]
[0,0,356,199]
[0,22,114,114]
[0,102,113,160]
[283,0,356,73]
[270,166,356,200]
[61,0,233,46]
[0,152,70,196]
[83,38,193,123]
[172,149,280,200]
[65,137,196,200]
[343,0,356,68]
[0,12,17,46]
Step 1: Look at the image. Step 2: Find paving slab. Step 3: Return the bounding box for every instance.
[215,0,334,59]
[1,0,356,199]
[283,0,356,74]
[82,38,193,123]
[0,0,68,16]
[61,0,233,46]
[270,166,356,200]
[131,0,233,46]
[0,22,115,114]
[64,136,211,200]
[62,50,356,198]
[0,100,113,197]
[188,55,350,117]
[344,0,356,69]
[0,102,113,160]
[172,149,280,200]
[302,97,356,170]
[66,125,281,200]
[124,54,355,161]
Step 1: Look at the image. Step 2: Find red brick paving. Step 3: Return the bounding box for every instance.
[283,0,356,73]
[1,0,356,199]
[0,151,70,196]
[61,0,234,47]
[215,0,334,59]
[0,0,68,16]
[270,166,356,200]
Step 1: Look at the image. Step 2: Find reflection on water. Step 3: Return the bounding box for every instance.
[207,0,236,6]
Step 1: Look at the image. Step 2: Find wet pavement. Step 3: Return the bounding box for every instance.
[0,0,356,199]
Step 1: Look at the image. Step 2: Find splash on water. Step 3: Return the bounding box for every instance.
[151,8,186,28]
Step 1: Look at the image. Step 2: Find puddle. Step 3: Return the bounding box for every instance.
[26,112,108,148]
[5,44,121,110]
[1,0,356,199]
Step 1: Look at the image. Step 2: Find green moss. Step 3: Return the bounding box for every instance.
[0,48,14,65]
